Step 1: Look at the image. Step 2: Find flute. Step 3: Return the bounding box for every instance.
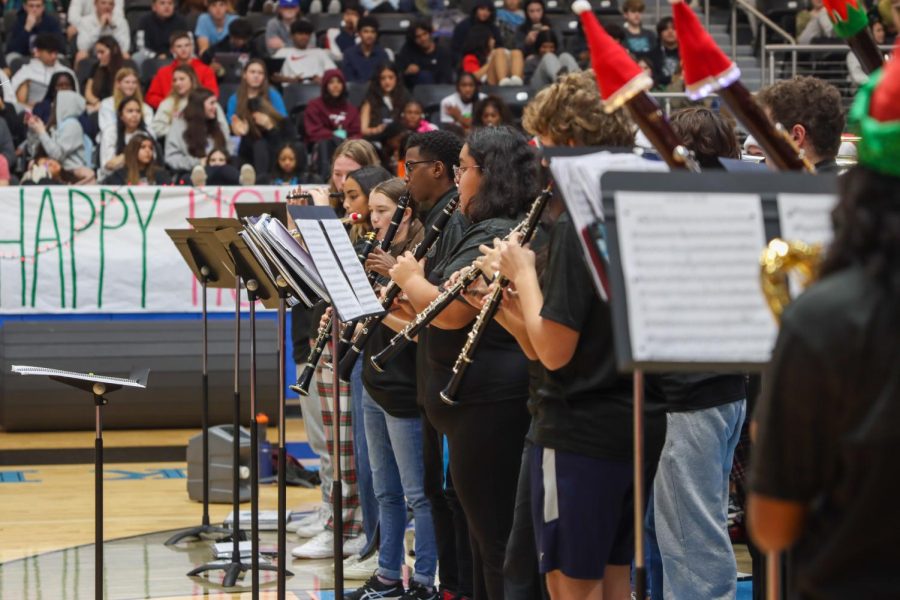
[440,186,552,405]
[336,193,462,380]
[369,187,552,373]
[289,231,378,396]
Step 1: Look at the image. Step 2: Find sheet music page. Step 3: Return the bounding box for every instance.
[321,220,385,317]
[777,193,836,246]
[242,217,311,307]
[615,191,777,364]
[263,217,328,298]
[295,220,364,321]
[10,365,147,388]
[237,230,278,284]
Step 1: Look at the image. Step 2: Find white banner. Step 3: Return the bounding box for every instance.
[0,185,297,313]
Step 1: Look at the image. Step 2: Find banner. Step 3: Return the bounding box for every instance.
[0,185,297,314]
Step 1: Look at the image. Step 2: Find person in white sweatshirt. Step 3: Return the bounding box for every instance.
[7,33,77,110]
[66,0,124,38]
[74,0,130,67]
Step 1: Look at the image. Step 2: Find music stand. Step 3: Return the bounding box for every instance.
[164,227,235,546]
[10,365,149,600]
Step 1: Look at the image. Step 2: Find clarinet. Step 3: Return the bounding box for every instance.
[337,194,462,380]
[334,194,410,361]
[439,187,552,404]
[370,188,551,373]
[289,232,378,396]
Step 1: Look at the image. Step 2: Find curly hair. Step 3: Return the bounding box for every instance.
[669,107,740,168]
[465,125,539,223]
[756,76,844,160]
[405,130,463,183]
[522,70,634,147]
[473,95,514,128]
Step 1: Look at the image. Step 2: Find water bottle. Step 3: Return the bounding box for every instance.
[136,30,146,52]
[257,413,274,480]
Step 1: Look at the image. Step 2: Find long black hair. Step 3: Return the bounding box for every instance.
[115,95,151,154]
[465,125,539,223]
[182,88,227,158]
[819,166,900,291]
[461,23,494,63]
[363,63,410,125]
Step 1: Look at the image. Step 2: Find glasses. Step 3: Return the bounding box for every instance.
[453,165,481,179]
[405,159,436,173]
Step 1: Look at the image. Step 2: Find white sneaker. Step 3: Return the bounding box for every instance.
[508,75,524,86]
[498,77,513,86]
[239,163,256,185]
[289,505,330,534]
[291,530,335,559]
[190,165,207,187]
[343,552,379,580]
[295,506,330,538]
[343,534,367,556]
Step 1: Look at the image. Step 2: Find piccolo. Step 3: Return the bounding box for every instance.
[337,193,462,380]
[440,186,552,405]
[334,194,411,361]
[289,231,378,396]
[370,187,552,373]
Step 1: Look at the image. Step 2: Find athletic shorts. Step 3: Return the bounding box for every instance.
[530,445,634,580]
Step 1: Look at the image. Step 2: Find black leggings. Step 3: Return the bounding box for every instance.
[426,397,530,600]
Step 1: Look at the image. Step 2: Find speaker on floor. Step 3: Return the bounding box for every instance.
[186,425,251,503]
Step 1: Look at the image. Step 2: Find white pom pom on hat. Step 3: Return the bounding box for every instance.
[571,0,591,14]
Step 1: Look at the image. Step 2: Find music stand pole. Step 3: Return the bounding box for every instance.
[332,314,344,598]
[248,280,262,598]
[633,370,647,600]
[277,282,289,600]
[94,385,105,600]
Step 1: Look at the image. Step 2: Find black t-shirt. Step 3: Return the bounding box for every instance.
[531,213,666,460]
[646,373,746,412]
[139,12,189,56]
[423,215,528,407]
[750,265,900,599]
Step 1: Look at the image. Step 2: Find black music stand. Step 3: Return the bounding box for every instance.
[165,227,236,546]
[10,365,149,600]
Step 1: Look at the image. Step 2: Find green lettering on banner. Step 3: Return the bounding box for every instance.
[128,188,160,308]
[97,189,129,309]
[68,189,97,309]
[30,188,66,308]
[0,189,26,306]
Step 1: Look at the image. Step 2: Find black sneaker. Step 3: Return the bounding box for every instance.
[344,574,404,600]
[400,582,440,600]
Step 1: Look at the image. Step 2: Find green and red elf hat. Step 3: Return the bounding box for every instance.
[822,0,869,39]
[849,42,900,178]
[670,0,741,100]
[571,0,653,112]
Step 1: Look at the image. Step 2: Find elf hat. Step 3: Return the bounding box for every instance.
[670,0,741,100]
[848,41,900,178]
[571,0,653,113]
[822,0,869,39]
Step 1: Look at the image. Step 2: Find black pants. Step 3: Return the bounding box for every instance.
[427,397,530,600]
[422,407,473,596]
[504,438,549,600]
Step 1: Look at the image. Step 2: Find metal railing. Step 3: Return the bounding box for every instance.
[649,91,720,115]
[731,0,796,61]
[762,43,893,89]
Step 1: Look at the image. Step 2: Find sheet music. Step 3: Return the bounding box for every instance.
[240,218,307,307]
[11,365,147,388]
[295,219,365,321]
[614,191,777,364]
[237,230,278,286]
[320,220,384,316]
[262,217,328,299]
[777,193,836,246]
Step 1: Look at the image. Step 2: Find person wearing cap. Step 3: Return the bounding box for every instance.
[7,32,77,110]
[341,15,391,84]
[4,0,63,66]
[267,0,310,55]
[748,43,900,599]
[274,19,337,84]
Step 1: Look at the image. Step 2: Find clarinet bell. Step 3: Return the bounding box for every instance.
[290,364,315,396]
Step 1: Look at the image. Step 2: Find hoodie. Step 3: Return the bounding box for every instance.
[302,69,361,143]
[36,90,89,170]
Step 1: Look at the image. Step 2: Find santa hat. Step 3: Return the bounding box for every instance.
[822,0,869,39]
[670,0,741,100]
[572,0,653,112]
[849,42,900,177]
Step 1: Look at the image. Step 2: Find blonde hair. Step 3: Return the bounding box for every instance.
[522,70,635,148]
[113,67,147,111]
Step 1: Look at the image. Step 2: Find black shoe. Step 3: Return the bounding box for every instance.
[400,582,440,600]
[345,574,404,600]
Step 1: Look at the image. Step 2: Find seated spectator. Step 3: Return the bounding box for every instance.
[621,0,656,60]
[151,64,199,139]
[103,131,170,185]
[32,71,77,125]
[84,35,131,112]
[516,0,553,57]
[226,59,287,124]
[145,31,219,109]
[25,90,95,182]
[5,0,63,65]
[134,0,188,65]
[359,64,410,138]
[231,94,298,181]
[274,19,337,84]
[269,141,308,184]
[165,88,233,173]
[452,0,504,63]
[473,94,513,128]
[396,19,453,88]
[848,19,886,86]
[21,156,79,184]
[303,69,361,175]
[74,0,130,68]
[66,0,123,43]
[797,0,834,43]
[462,24,525,86]
[439,72,485,132]
[400,99,437,133]
[99,95,156,180]
[7,33,77,110]
[497,0,525,46]
[203,18,260,77]
[98,67,155,134]
[650,16,680,87]
[324,0,360,62]
[0,114,16,173]
[195,0,238,56]
[523,30,579,89]
[3,0,59,15]
[341,16,391,83]
[267,0,303,55]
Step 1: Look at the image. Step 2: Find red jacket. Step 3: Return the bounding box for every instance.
[145,58,219,109]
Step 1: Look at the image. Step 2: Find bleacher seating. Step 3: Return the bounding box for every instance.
[283,83,323,116]
[374,13,416,33]
[482,85,532,118]
[413,83,456,119]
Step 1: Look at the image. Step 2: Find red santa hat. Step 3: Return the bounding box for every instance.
[572,0,653,112]
[670,0,741,99]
